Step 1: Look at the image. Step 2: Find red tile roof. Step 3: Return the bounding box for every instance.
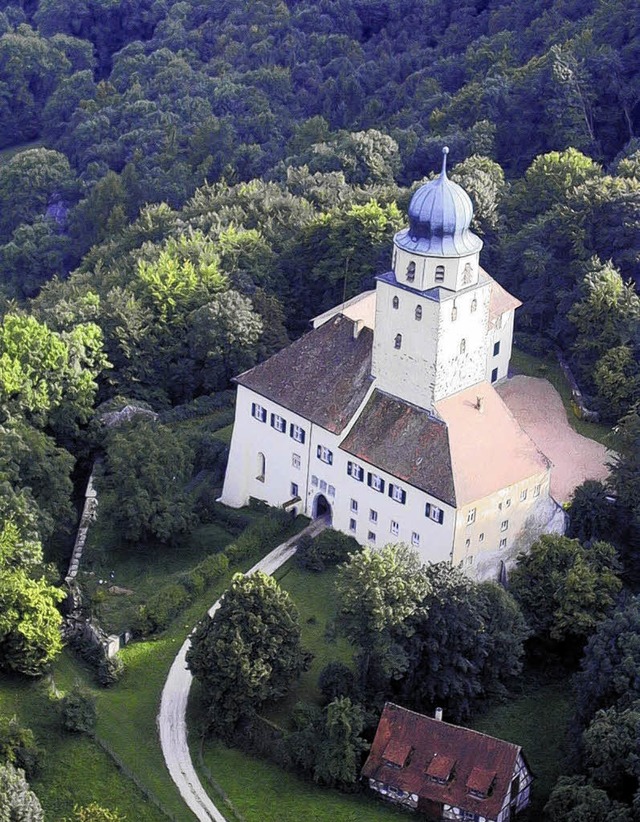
[489,276,521,323]
[362,703,522,820]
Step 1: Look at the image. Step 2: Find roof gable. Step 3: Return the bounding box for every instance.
[362,703,522,819]
[236,314,373,435]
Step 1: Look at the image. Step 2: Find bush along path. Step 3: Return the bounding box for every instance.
[158,517,328,822]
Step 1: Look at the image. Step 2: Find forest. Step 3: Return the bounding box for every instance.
[0,0,639,818]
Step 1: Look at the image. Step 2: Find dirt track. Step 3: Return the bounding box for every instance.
[497,375,611,503]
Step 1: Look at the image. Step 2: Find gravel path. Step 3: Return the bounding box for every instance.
[157,517,328,822]
[497,375,611,503]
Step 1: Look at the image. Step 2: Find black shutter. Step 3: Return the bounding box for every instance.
[438,509,444,524]
[347,461,353,476]
[401,490,406,504]
[317,445,321,458]
[425,503,431,518]
[328,451,333,465]
[388,484,394,498]
[252,403,256,417]
[367,473,372,487]
[380,479,385,493]
[300,429,305,443]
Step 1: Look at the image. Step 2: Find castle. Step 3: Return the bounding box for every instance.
[221,149,563,580]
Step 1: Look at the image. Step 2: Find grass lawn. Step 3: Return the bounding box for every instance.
[0,651,166,821]
[511,347,611,445]
[468,678,572,818]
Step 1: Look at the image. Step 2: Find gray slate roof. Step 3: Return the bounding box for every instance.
[235,314,373,435]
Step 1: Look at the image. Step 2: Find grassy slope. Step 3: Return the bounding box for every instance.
[510,347,611,445]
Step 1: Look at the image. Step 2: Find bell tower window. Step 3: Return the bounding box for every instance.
[415,305,422,320]
[460,338,466,354]
[406,262,416,282]
[394,334,402,349]
[392,296,399,309]
[451,304,458,321]
[435,265,445,282]
[462,262,473,284]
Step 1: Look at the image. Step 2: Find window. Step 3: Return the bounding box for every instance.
[311,475,318,487]
[368,473,385,493]
[347,461,364,481]
[491,367,498,383]
[506,499,511,508]
[368,531,376,543]
[493,341,501,357]
[467,508,476,524]
[394,333,402,349]
[471,297,477,312]
[389,484,407,504]
[415,305,422,320]
[451,305,458,321]
[390,520,399,536]
[479,532,485,543]
[317,445,333,465]
[290,482,299,497]
[328,485,335,497]
[466,555,474,566]
[425,503,444,524]
[462,263,473,284]
[290,424,305,443]
[369,509,378,523]
[501,519,509,532]
[270,413,286,432]
[392,296,399,309]
[320,479,327,492]
[350,498,358,513]
[465,538,471,548]
[349,518,357,533]
[520,489,527,501]
[460,338,466,354]
[411,532,420,547]
[533,484,541,497]
[435,265,445,282]
[292,453,301,470]
[406,261,416,282]
[251,403,267,422]
[257,452,266,481]
[499,537,507,548]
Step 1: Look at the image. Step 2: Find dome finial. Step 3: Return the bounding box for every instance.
[441,146,450,177]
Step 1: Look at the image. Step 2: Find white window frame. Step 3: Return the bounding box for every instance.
[290,482,299,497]
[368,531,376,543]
[369,509,378,524]
[389,484,407,504]
[350,498,358,513]
[499,537,507,548]
[533,484,541,497]
[251,403,267,422]
[328,484,335,497]
[501,519,509,532]
[317,445,333,465]
[411,531,420,547]
[290,423,306,444]
[292,453,301,470]
[347,461,364,482]
[425,503,444,524]
[368,473,385,493]
[390,520,399,537]
[520,489,527,501]
[311,475,318,487]
[270,413,286,433]
[467,508,476,525]
[349,518,357,533]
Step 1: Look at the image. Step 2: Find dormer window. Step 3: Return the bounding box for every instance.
[392,296,399,309]
[394,334,402,349]
[382,740,413,769]
[435,265,445,283]
[426,754,456,785]
[415,305,422,320]
[406,262,416,282]
[466,767,497,799]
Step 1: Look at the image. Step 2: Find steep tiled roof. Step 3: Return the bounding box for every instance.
[489,277,521,321]
[235,314,373,435]
[362,703,523,820]
[340,391,456,506]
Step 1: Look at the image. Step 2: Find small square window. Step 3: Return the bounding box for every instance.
[347,462,364,482]
[390,520,399,536]
[435,265,445,282]
[290,482,299,497]
[270,413,286,432]
[290,424,305,443]
[534,484,541,497]
[520,489,527,501]
[501,520,509,531]
[500,537,507,548]
[467,508,476,525]
[328,485,335,497]
[479,532,485,543]
[251,403,267,422]
[349,518,357,533]
[317,445,333,465]
[350,498,358,513]
[491,367,498,383]
[493,341,500,357]
[292,453,301,470]
[320,479,327,492]
[311,475,318,487]
[369,509,378,523]
[368,531,376,543]
[411,532,420,547]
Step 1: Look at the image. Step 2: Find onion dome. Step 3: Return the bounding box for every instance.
[395,147,483,257]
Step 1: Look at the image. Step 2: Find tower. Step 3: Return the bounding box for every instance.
[371,147,492,411]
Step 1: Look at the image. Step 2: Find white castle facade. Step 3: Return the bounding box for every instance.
[221,149,563,580]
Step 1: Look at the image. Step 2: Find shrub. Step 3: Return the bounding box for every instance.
[137,583,191,634]
[61,685,97,734]
[177,569,206,596]
[197,553,229,584]
[297,529,359,571]
[318,661,357,703]
[0,715,42,779]
[97,654,124,687]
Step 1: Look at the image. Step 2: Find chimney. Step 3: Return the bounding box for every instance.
[352,318,363,339]
[435,707,443,722]
[476,396,484,414]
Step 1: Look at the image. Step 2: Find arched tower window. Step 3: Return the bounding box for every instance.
[462,263,473,284]
[406,261,416,282]
[415,305,422,320]
[451,304,458,321]
[392,296,399,309]
[460,338,466,354]
[435,265,445,282]
[394,334,402,349]
[257,452,266,482]
[471,297,477,313]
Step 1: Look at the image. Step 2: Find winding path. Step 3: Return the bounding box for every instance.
[157,518,328,821]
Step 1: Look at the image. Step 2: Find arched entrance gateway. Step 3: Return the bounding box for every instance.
[312,493,332,524]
